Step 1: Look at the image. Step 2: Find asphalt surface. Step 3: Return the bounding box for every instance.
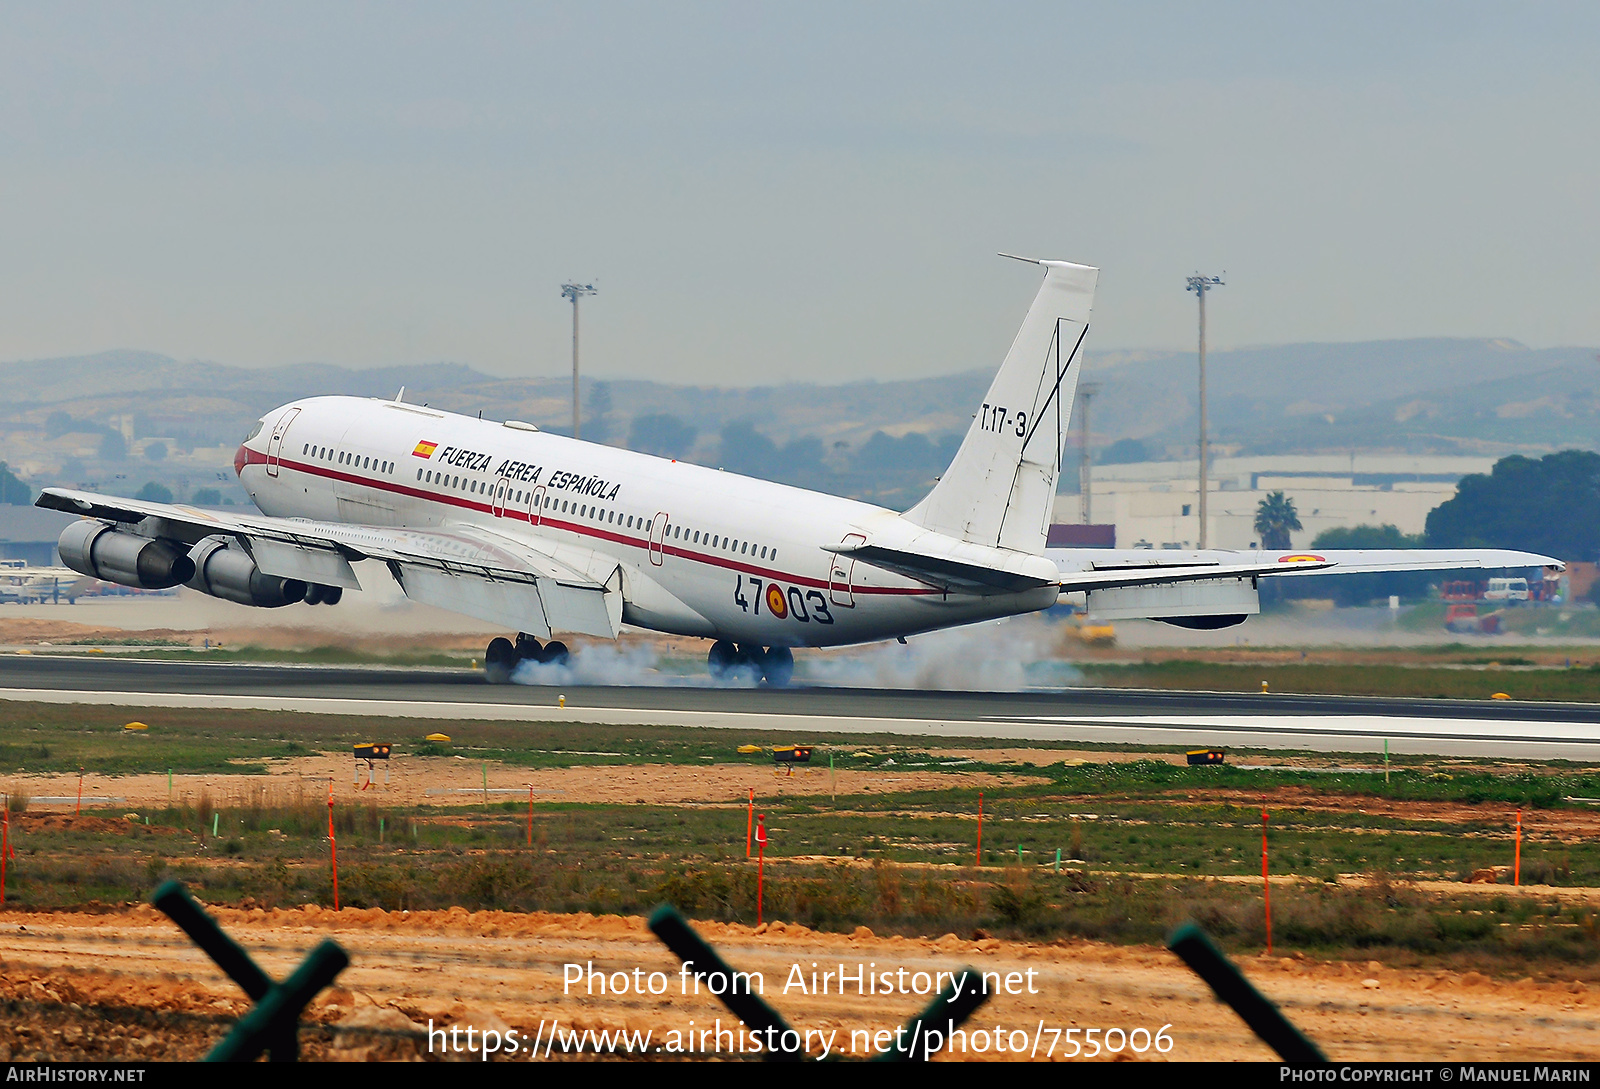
[4,653,1600,759]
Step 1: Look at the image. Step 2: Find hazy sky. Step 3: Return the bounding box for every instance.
[1,3,1596,385]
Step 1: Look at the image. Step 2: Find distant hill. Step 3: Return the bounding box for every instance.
[0,338,1593,509]
[1081,338,1600,458]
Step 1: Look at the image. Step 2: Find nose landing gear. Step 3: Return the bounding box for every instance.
[483,633,572,684]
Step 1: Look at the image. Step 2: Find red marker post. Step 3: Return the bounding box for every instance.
[746,789,754,859]
[1,799,9,907]
[755,813,768,926]
[328,783,340,912]
[1514,808,1522,887]
[1261,806,1272,956]
[75,766,84,817]
[527,784,534,848]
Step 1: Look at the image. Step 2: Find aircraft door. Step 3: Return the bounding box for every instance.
[491,476,511,519]
[649,511,668,566]
[529,486,547,527]
[829,533,865,607]
[265,408,300,478]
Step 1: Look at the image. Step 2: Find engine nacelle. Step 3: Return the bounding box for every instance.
[58,520,195,590]
[1086,576,1260,624]
[186,537,306,608]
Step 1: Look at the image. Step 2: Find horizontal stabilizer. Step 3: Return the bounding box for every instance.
[842,542,1056,594]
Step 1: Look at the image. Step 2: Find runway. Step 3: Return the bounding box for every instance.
[3,653,1600,760]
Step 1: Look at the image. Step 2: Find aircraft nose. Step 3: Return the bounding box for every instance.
[234,444,248,478]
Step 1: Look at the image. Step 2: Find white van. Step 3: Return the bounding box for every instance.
[1483,577,1530,602]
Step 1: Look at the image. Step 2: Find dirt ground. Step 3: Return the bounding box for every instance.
[7,755,1051,811]
[0,904,1593,1062]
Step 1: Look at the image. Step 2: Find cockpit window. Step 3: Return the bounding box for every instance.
[245,420,265,442]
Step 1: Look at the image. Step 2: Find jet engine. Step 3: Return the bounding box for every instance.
[58,520,195,590]
[185,536,306,608]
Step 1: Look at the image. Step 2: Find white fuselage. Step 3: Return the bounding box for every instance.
[237,396,1057,648]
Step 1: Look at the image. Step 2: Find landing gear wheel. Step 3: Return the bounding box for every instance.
[485,636,518,684]
[322,586,343,606]
[515,632,543,660]
[542,640,570,666]
[707,640,739,681]
[760,646,794,688]
[734,644,764,682]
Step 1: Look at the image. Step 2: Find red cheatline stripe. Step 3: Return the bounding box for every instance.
[244,449,939,597]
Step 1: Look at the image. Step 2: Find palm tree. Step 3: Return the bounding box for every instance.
[1254,491,1302,550]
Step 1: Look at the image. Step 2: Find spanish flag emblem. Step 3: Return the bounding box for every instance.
[412,440,439,458]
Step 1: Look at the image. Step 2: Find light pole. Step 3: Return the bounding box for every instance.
[1077,382,1099,524]
[1185,274,1224,548]
[561,282,597,439]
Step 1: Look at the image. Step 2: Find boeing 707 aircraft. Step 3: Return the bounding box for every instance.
[37,259,1559,685]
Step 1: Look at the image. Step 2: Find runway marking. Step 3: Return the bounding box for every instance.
[1032,714,1600,747]
[2,687,1599,759]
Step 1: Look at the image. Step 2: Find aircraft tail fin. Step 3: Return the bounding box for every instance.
[902,258,1098,555]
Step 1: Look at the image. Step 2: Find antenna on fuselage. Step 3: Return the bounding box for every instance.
[394,386,406,403]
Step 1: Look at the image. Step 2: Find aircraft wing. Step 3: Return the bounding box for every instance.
[1048,545,1563,586]
[1253,547,1563,575]
[35,488,620,638]
[1055,559,1335,593]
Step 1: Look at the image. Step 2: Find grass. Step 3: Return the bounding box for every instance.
[7,798,1597,975]
[3,700,1599,976]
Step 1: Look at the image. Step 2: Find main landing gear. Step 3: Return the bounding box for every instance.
[484,632,570,684]
[707,640,794,688]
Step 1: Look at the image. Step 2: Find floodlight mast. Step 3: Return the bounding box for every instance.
[561,282,597,439]
[1077,382,1100,524]
[1186,273,1225,548]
